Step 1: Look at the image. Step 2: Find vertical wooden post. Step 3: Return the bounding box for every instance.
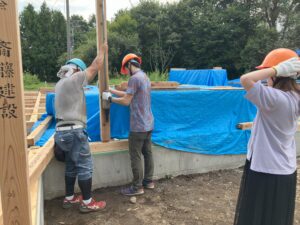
[0,1,32,225]
[96,0,111,142]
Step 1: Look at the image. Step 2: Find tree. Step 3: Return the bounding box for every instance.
[20,4,38,75]
[20,2,67,81]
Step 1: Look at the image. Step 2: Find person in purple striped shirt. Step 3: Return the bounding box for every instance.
[109,53,155,196]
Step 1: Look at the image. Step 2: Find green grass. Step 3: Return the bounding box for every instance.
[23,73,54,90]
[23,71,169,90]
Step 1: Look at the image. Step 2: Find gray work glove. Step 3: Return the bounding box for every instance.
[274,57,300,79]
[57,65,76,79]
[102,91,112,102]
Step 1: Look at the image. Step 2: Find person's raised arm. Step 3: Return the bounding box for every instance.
[241,57,300,91]
[85,43,108,83]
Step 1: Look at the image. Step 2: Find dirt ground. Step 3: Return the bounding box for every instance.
[45,160,300,225]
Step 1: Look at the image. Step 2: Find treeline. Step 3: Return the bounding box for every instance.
[20,0,300,81]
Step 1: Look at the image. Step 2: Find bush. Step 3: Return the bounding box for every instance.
[23,72,53,90]
[23,72,41,85]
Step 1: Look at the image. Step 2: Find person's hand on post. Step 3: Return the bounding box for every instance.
[102,91,112,103]
[95,42,108,70]
[274,57,300,78]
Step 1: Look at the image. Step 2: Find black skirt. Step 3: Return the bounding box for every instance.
[234,160,297,225]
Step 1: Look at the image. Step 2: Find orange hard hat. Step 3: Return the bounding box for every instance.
[120,53,142,75]
[256,48,298,69]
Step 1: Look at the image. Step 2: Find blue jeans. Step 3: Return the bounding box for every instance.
[54,128,93,180]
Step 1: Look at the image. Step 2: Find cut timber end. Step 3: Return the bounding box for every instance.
[236,122,253,130]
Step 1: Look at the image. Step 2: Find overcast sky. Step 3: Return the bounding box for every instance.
[18,0,178,21]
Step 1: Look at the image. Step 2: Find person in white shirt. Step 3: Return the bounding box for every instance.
[234,48,300,225]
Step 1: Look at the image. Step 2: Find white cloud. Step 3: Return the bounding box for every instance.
[18,0,178,21]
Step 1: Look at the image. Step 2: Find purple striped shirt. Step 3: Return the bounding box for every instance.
[126,70,154,132]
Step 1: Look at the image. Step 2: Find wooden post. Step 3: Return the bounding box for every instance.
[96,0,111,142]
[0,1,32,225]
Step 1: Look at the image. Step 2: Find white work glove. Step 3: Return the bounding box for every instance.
[274,57,300,79]
[102,91,112,102]
[57,65,77,79]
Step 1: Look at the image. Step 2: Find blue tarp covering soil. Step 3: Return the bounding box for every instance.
[35,85,256,155]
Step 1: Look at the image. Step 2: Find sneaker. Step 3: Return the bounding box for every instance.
[121,186,144,196]
[143,181,155,189]
[62,195,82,209]
[79,199,106,213]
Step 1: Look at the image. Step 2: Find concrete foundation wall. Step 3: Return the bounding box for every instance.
[43,133,300,200]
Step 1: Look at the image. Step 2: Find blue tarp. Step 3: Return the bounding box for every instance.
[38,85,257,155]
[228,78,242,87]
[169,69,228,86]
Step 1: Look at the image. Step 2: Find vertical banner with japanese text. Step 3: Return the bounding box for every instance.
[0,0,32,225]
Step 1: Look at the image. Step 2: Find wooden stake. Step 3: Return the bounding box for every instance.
[0,1,32,224]
[96,0,111,142]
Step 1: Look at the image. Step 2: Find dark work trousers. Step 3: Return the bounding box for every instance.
[129,131,154,188]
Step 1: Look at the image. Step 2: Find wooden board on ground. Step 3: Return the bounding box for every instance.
[115,81,180,91]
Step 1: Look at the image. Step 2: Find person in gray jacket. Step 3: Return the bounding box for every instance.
[54,44,108,213]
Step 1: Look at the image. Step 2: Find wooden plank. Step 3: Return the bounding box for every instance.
[30,179,39,225]
[26,113,43,121]
[90,140,128,153]
[38,87,54,94]
[237,121,300,131]
[24,91,38,97]
[0,1,32,224]
[27,116,52,146]
[236,122,253,130]
[28,136,54,184]
[38,107,46,113]
[115,81,180,91]
[204,86,243,90]
[96,0,111,142]
[29,91,41,122]
[27,121,35,132]
[0,192,2,225]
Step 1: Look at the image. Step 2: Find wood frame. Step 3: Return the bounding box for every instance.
[0,1,32,224]
[96,0,111,142]
[0,1,130,224]
[29,91,41,122]
[27,116,53,146]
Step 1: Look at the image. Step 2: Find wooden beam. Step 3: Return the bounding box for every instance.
[115,81,180,91]
[0,1,32,224]
[28,136,54,184]
[30,179,39,225]
[0,193,2,225]
[38,87,54,94]
[27,139,129,186]
[96,0,111,142]
[90,140,128,154]
[27,116,52,146]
